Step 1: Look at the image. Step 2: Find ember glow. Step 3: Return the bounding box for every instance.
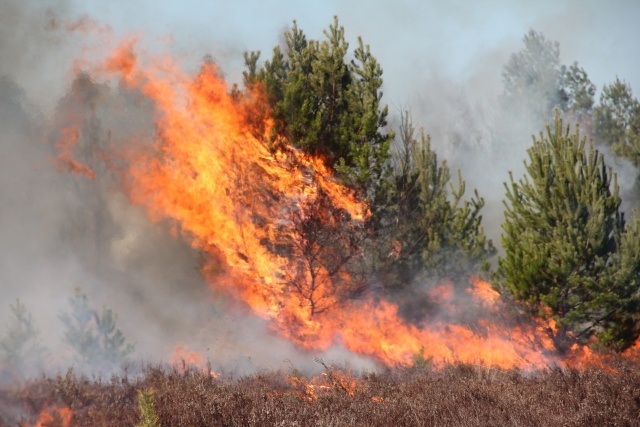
[55,37,627,371]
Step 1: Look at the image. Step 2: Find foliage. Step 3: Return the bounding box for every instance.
[0,299,47,376]
[136,388,160,427]
[243,17,393,195]
[3,361,640,426]
[283,186,366,315]
[59,290,135,370]
[501,29,565,121]
[594,77,640,167]
[499,114,640,350]
[501,30,595,124]
[371,112,495,289]
[411,346,433,368]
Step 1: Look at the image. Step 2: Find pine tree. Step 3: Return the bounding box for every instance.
[561,63,596,124]
[501,30,595,126]
[593,77,640,167]
[284,187,366,316]
[242,17,393,196]
[136,389,160,427]
[501,30,566,122]
[499,114,640,350]
[59,290,135,370]
[337,37,393,192]
[0,299,47,377]
[372,112,495,289]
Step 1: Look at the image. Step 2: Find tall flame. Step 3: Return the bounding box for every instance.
[58,37,634,371]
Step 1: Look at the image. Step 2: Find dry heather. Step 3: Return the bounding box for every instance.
[1,359,639,426]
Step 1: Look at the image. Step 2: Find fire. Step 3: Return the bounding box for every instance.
[29,404,73,427]
[288,365,357,403]
[171,344,220,377]
[171,343,206,369]
[55,36,630,371]
[54,125,95,180]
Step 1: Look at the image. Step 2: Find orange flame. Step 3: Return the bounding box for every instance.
[170,344,219,377]
[54,125,95,180]
[288,367,357,403]
[58,36,629,371]
[30,404,73,427]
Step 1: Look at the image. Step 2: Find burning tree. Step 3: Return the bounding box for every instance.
[284,185,366,316]
[243,17,393,194]
[499,114,640,351]
[243,20,495,301]
[47,25,602,368]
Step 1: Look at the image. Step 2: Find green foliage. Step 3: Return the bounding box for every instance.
[411,346,433,368]
[561,63,596,120]
[0,299,47,375]
[501,30,595,124]
[59,289,135,370]
[501,29,565,121]
[594,77,640,166]
[372,113,495,288]
[243,17,393,194]
[136,388,160,427]
[499,114,640,350]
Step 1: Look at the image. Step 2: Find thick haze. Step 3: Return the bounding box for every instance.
[1,0,639,376]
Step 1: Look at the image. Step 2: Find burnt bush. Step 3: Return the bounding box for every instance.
[1,359,639,426]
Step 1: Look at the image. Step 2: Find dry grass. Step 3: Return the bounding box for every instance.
[1,359,639,426]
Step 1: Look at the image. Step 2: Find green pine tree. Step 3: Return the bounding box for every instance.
[372,112,495,289]
[59,289,135,370]
[501,29,566,122]
[593,77,640,167]
[501,30,595,126]
[0,299,47,376]
[561,63,596,123]
[242,17,393,196]
[136,388,160,427]
[499,114,640,351]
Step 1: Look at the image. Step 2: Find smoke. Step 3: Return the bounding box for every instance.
[0,1,378,380]
[1,1,638,380]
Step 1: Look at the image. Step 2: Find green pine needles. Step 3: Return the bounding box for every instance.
[136,388,160,427]
[499,114,640,350]
[59,290,135,371]
[243,16,393,195]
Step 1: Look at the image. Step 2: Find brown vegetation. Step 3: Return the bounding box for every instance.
[1,359,639,426]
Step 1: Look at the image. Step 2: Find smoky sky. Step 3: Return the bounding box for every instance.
[1,0,639,376]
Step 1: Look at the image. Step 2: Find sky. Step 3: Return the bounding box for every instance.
[67,0,640,108]
[1,0,640,374]
[4,0,640,120]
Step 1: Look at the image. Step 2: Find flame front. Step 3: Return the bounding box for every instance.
[61,38,612,370]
